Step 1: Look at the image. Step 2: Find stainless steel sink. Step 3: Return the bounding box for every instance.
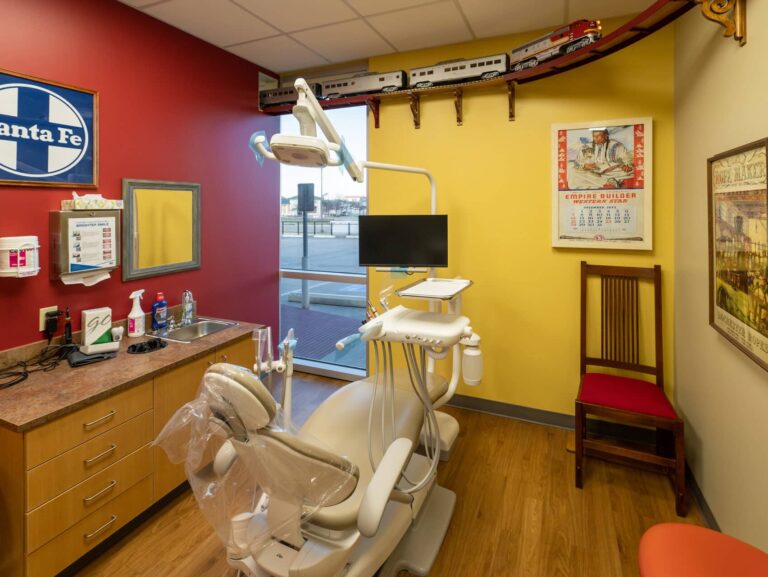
[152,318,238,343]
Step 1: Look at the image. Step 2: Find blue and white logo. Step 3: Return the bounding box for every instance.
[0,79,92,181]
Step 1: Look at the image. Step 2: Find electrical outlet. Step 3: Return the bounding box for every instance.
[39,306,58,332]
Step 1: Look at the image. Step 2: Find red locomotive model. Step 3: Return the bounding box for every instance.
[511,19,602,72]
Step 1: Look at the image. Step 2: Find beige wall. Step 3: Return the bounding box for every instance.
[675,7,768,549]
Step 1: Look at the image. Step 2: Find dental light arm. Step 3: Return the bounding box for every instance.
[251,79,438,214]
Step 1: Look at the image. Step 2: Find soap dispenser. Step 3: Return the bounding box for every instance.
[152,292,168,331]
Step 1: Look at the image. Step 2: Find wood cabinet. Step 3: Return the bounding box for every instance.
[152,338,254,500]
[215,337,255,368]
[153,352,214,500]
[0,334,255,577]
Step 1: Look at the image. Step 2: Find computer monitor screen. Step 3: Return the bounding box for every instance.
[358,215,447,267]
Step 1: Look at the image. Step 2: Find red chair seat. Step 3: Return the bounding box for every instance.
[579,372,677,420]
[639,523,768,577]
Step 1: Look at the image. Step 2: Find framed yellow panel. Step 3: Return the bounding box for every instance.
[122,179,201,281]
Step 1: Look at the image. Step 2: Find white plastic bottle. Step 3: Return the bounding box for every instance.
[128,289,146,337]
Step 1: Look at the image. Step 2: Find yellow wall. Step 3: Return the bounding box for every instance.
[367,21,676,415]
[675,5,768,549]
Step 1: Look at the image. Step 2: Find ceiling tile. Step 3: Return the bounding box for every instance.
[567,0,650,21]
[144,0,277,46]
[292,20,393,63]
[458,0,564,38]
[234,0,356,32]
[368,1,473,52]
[345,0,438,17]
[227,35,330,72]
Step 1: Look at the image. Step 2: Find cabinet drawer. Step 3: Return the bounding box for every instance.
[26,443,152,553]
[25,379,152,469]
[26,410,153,511]
[26,474,153,577]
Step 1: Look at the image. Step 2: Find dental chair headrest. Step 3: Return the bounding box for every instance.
[203,363,360,506]
[204,363,277,435]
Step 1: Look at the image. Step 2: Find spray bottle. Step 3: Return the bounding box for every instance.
[128,289,146,337]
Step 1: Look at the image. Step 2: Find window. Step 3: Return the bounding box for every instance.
[279,106,368,374]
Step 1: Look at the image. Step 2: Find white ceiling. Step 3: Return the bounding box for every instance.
[119,0,652,74]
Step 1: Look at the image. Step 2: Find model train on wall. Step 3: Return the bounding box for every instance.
[260,19,601,107]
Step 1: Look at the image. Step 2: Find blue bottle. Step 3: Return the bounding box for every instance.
[152,291,168,330]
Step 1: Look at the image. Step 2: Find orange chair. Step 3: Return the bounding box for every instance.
[639,523,768,577]
[574,262,686,516]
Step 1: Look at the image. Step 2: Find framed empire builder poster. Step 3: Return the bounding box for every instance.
[708,139,768,372]
[552,117,652,249]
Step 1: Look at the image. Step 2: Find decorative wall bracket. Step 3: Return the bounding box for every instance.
[696,0,747,46]
[366,98,380,129]
[507,81,516,122]
[409,93,421,129]
[454,88,463,126]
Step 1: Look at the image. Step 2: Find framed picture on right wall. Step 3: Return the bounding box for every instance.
[708,138,768,371]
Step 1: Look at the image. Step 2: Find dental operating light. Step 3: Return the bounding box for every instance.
[251,78,437,214]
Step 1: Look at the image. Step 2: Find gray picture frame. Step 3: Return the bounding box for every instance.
[122,179,201,281]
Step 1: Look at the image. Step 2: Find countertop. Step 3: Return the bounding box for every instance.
[0,320,259,432]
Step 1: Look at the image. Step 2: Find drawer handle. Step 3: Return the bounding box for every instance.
[83,480,118,504]
[222,354,229,362]
[83,410,117,431]
[84,514,117,541]
[84,444,117,466]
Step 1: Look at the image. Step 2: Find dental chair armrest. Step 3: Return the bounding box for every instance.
[357,438,412,538]
[213,440,238,476]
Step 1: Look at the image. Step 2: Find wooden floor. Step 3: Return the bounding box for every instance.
[71,373,705,577]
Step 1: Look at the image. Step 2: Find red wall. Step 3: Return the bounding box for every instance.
[0,0,280,351]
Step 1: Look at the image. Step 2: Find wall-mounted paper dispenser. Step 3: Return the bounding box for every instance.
[49,211,121,286]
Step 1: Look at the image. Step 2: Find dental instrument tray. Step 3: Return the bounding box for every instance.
[395,277,473,301]
[362,305,470,346]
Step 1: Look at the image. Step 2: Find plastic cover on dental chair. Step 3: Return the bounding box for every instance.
[154,363,359,563]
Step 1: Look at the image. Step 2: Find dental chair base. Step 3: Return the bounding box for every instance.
[341,453,454,577]
[377,484,455,577]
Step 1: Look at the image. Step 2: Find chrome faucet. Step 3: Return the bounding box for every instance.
[181,290,194,325]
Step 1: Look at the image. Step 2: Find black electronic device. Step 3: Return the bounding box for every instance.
[127,338,168,355]
[67,349,117,368]
[298,183,315,213]
[358,215,448,268]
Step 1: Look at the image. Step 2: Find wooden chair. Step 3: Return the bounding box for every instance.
[575,261,686,516]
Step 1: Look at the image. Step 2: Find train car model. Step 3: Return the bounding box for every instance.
[260,82,322,107]
[410,53,509,88]
[511,19,601,72]
[322,71,406,99]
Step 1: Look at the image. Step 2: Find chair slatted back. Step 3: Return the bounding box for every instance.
[601,274,640,365]
[580,261,664,389]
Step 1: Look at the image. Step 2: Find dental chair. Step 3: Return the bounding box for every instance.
[157,304,478,577]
